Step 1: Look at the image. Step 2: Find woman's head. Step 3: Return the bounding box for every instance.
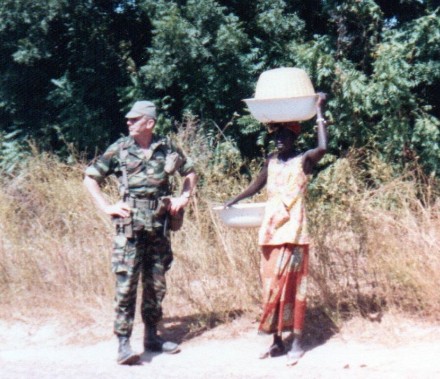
[269,122,300,154]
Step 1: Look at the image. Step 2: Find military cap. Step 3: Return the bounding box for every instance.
[125,101,157,119]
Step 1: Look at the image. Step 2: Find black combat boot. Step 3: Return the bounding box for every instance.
[144,324,180,354]
[117,336,140,365]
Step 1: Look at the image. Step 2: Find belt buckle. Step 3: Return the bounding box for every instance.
[133,197,157,210]
[148,199,158,210]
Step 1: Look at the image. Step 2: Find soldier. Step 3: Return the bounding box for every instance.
[83,101,197,365]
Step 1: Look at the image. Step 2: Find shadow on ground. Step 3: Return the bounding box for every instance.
[159,306,339,352]
[158,309,246,344]
[301,306,339,350]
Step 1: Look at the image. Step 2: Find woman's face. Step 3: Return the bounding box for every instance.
[274,127,297,153]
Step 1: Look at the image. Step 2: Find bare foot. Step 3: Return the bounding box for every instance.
[286,339,304,366]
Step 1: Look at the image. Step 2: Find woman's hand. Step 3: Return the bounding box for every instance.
[316,92,327,109]
[224,199,238,208]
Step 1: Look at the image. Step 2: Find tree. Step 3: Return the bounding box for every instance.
[0,0,150,156]
[0,0,438,174]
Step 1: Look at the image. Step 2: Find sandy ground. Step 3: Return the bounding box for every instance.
[1,312,440,379]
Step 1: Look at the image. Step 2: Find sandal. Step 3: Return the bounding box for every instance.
[259,340,285,359]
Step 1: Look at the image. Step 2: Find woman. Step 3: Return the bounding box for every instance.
[225,93,328,365]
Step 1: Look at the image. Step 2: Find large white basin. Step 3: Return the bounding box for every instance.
[244,95,318,123]
[213,203,266,228]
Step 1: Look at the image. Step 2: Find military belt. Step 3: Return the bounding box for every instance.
[132,198,158,210]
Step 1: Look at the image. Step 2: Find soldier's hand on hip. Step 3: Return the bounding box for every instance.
[104,201,132,218]
[169,196,189,216]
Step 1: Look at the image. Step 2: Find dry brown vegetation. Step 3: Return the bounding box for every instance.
[0,125,439,328]
[308,152,440,321]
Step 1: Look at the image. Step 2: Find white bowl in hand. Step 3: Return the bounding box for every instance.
[213,203,266,228]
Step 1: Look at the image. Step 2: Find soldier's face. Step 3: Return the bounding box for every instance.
[127,116,154,137]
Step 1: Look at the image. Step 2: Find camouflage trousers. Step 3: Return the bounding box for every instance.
[112,228,173,337]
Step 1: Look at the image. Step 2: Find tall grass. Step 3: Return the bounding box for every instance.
[308,151,440,319]
[0,128,439,325]
[0,150,115,311]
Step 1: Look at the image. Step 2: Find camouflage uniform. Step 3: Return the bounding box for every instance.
[85,135,194,337]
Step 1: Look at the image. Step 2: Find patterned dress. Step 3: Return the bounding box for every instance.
[257,153,309,335]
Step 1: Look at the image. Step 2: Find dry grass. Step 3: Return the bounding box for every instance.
[0,131,439,327]
[0,151,115,311]
[308,151,440,320]
[166,197,262,318]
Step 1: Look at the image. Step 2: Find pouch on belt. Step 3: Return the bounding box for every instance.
[154,197,184,232]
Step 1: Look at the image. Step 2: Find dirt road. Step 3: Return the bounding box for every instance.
[1,313,439,379]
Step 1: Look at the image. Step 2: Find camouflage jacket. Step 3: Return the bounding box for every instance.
[86,135,193,194]
[85,135,194,230]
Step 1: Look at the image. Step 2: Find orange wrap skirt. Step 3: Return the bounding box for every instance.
[258,244,309,335]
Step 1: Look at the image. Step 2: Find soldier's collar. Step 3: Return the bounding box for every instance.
[128,135,167,158]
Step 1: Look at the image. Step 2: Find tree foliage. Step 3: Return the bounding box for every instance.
[0,0,439,174]
[0,0,150,155]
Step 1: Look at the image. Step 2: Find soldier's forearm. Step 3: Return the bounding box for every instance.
[83,175,111,213]
[181,171,197,197]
